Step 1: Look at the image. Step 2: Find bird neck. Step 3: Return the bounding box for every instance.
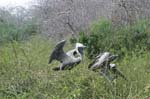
[76,47,84,59]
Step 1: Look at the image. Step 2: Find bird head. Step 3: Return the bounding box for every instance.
[75,43,86,49]
[75,43,86,56]
[109,63,116,69]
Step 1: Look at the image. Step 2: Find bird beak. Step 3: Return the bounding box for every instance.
[83,45,86,48]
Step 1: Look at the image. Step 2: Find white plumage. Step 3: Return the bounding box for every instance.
[49,40,86,71]
[88,52,127,81]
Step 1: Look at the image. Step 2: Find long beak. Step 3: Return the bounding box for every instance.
[83,45,86,48]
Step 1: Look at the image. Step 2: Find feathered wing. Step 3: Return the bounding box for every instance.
[88,53,103,69]
[48,40,68,64]
[49,40,85,71]
[88,58,97,69]
[88,52,110,70]
[107,55,118,62]
[95,53,103,59]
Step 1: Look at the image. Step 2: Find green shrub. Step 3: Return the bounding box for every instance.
[0,20,39,44]
[78,19,150,58]
[0,35,150,99]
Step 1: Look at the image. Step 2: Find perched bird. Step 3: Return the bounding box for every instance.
[49,40,86,71]
[88,52,127,81]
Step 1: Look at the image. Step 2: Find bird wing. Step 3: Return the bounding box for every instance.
[95,53,103,59]
[49,40,69,64]
[107,55,118,62]
[88,53,103,68]
[88,58,98,69]
[88,52,110,69]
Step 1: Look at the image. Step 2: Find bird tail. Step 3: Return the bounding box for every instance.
[52,67,60,71]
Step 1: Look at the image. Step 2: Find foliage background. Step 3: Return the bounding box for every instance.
[0,0,150,98]
[0,19,150,99]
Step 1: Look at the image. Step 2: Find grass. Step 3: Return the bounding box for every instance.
[0,35,150,99]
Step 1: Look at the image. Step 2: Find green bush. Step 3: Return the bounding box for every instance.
[78,19,150,58]
[0,35,150,99]
[0,20,38,44]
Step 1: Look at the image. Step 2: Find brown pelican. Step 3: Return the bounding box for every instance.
[48,40,86,71]
[88,52,127,81]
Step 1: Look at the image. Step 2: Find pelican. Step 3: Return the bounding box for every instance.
[48,40,86,71]
[88,52,127,81]
[88,52,118,71]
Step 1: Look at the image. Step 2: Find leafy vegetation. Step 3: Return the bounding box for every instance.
[78,19,150,58]
[0,34,150,99]
[0,20,38,45]
[0,19,150,99]
[0,7,39,45]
